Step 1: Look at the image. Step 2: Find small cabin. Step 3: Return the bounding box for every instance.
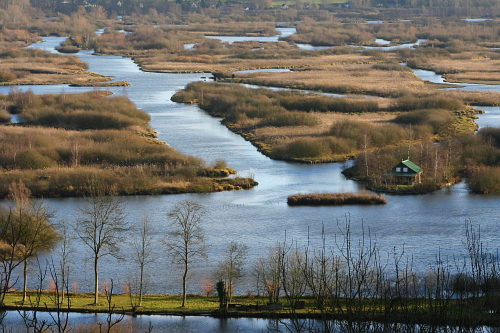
[390,160,423,185]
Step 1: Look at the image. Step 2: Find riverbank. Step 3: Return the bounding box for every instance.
[5,291,500,327]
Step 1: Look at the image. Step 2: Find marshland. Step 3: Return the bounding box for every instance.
[3,1,500,332]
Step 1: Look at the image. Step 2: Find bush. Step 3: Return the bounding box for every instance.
[0,69,17,82]
[392,95,464,111]
[372,64,412,72]
[260,111,319,127]
[276,138,330,159]
[14,93,150,130]
[16,150,57,170]
[466,166,500,194]
[323,137,352,155]
[478,127,500,148]
[393,109,454,133]
[0,109,10,123]
[278,95,379,113]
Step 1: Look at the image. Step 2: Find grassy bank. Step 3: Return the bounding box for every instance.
[5,291,500,328]
[287,192,387,205]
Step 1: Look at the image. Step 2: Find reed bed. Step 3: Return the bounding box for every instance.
[287,192,387,205]
[0,91,256,197]
[229,65,426,98]
[0,45,114,86]
[172,82,450,162]
[9,91,150,130]
[138,51,378,74]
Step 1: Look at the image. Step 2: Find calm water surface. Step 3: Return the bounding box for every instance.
[1,36,500,299]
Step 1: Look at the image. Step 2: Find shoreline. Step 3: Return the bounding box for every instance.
[4,296,500,328]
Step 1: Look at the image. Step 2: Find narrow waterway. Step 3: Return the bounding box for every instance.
[1,35,500,300]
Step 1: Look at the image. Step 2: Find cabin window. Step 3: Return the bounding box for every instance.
[403,167,408,172]
[396,167,401,172]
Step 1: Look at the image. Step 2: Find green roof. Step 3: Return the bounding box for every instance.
[401,159,423,173]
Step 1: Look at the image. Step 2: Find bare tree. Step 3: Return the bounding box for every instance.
[166,200,208,307]
[215,241,248,303]
[253,243,285,304]
[0,182,58,304]
[56,220,73,304]
[75,184,128,305]
[131,214,155,307]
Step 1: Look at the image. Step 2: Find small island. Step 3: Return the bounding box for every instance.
[287,192,387,206]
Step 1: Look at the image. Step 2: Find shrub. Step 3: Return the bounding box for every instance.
[14,93,150,130]
[460,134,500,166]
[466,166,500,194]
[393,109,454,133]
[260,111,319,127]
[278,95,379,113]
[478,127,500,148]
[372,64,412,72]
[0,109,10,123]
[392,95,464,111]
[276,138,330,159]
[323,137,352,155]
[0,69,17,82]
[16,150,57,170]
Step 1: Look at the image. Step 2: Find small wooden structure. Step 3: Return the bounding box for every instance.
[389,159,423,185]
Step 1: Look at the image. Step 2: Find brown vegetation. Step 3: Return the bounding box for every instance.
[172,82,478,163]
[0,91,256,198]
[0,45,115,86]
[287,192,387,205]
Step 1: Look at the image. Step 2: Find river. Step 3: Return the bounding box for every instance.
[1,32,500,331]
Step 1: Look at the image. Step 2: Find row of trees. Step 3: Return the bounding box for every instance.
[0,181,248,310]
[3,181,500,331]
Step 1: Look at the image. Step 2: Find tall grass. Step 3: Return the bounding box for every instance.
[7,91,150,130]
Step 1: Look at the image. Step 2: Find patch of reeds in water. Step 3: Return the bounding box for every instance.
[287,192,387,206]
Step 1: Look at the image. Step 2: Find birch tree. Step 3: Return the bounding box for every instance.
[75,184,128,305]
[166,200,207,307]
[131,215,155,307]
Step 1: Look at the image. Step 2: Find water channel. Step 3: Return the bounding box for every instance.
[1,30,500,331]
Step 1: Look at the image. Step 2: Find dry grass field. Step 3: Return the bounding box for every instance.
[231,64,424,97]
[0,46,116,86]
[138,52,382,73]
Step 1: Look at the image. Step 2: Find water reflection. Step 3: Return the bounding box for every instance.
[2,311,498,332]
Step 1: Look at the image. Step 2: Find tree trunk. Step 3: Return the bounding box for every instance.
[61,266,66,304]
[22,259,28,303]
[139,264,144,307]
[182,262,188,307]
[94,257,99,305]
